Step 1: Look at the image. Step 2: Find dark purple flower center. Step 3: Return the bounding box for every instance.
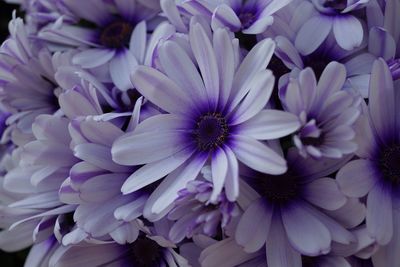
[239,11,256,29]
[100,21,133,48]
[388,58,400,80]
[323,0,347,11]
[252,172,300,204]
[302,256,319,267]
[130,236,162,267]
[194,113,229,151]
[379,145,400,185]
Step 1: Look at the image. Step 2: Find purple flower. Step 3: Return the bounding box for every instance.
[49,221,189,267]
[295,0,368,54]
[235,148,354,265]
[0,17,71,145]
[112,22,300,220]
[167,170,240,242]
[279,63,361,158]
[38,0,166,91]
[207,0,293,34]
[336,58,400,266]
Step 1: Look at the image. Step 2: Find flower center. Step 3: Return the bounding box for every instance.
[379,145,400,185]
[131,236,162,267]
[239,12,256,29]
[194,113,229,151]
[322,0,347,11]
[388,58,400,80]
[100,21,133,48]
[251,172,300,204]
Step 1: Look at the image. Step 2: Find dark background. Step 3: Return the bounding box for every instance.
[0,2,30,267]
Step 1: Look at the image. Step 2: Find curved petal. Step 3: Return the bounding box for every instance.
[333,15,363,50]
[367,184,393,245]
[303,178,347,211]
[295,15,332,56]
[131,66,193,114]
[236,198,272,252]
[110,49,138,91]
[336,159,377,198]
[231,70,274,125]
[238,110,300,140]
[72,49,115,69]
[111,130,186,165]
[211,4,241,32]
[232,135,287,175]
[282,202,331,256]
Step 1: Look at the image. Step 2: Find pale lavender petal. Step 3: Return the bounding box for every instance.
[369,27,396,60]
[211,4,241,32]
[368,58,396,141]
[242,16,274,34]
[111,130,186,165]
[303,178,347,210]
[295,15,332,56]
[144,154,208,219]
[131,66,193,114]
[129,21,147,64]
[236,198,272,252]
[232,135,287,175]
[210,147,228,202]
[232,70,274,125]
[229,38,275,111]
[333,15,363,50]
[367,184,393,245]
[282,202,331,256]
[224,145,239,201]
[121,147,194,194]
[189,23,219,108]
[336,159,377,198]
[158,40,208,105]
[110,49,138,91]
[266,213,302,267]
[238,110,300,140]
[72,49,115,69]
[213,28,235,108]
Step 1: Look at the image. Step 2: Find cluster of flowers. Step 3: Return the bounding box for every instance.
[0,0,399,266]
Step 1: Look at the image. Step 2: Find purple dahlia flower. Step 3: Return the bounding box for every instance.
[112,22,300,220]
[336,58,400,267]
[235,148,354,265]
[279,63,361,158]
[295,0,369,54]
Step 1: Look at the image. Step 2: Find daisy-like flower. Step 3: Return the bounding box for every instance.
[49,221,189,267]
[235,148,355,266]
[112,22,300,220]
[0,17,72,145]
[279,63,361,158]
[38,0,166,91]
[336,58,400,267]
[167,169,240,243]
[179,0,292,34]
[294,0,369,54]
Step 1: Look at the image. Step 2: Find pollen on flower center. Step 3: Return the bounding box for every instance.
[194,112,229,151]
[100,21,133,48]
[379,145,400,185]
[130,236,162,267]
